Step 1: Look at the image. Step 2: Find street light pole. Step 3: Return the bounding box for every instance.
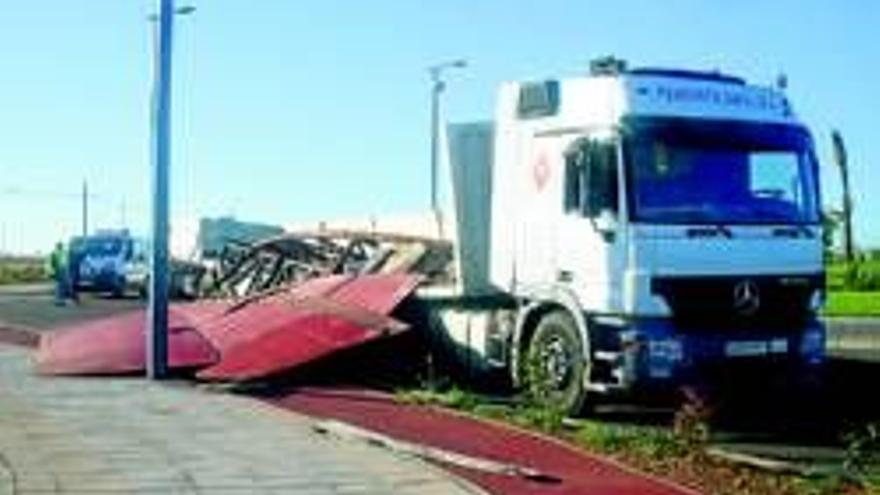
[145,1,195,380]
[430,76,441,213]
[428,59,467,214]
[146,0,177,380]
[81,180,88,237]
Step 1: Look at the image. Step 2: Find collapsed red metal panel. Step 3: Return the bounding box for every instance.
[196,273,421,381]
[195,275,352,353]
[329,272,422,314]
[196,313,405,381]
[35,303,224,375]
[35,274,421,380]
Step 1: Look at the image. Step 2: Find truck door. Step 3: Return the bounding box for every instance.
[514,135,561,289]
[556,136,627,313]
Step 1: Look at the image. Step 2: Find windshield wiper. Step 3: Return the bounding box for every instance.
[686,224,732,239]
[655,206,733,238]
[714,224,733,238]
[772,225,815,239]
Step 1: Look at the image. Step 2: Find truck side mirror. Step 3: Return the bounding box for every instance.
[563,149,585,214]
[594,209,617,242]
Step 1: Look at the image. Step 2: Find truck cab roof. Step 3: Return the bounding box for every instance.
[500,66,799,131]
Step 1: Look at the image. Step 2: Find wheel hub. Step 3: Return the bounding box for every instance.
[540,336,572,390]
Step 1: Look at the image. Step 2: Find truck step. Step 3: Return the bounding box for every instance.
[593,351,621,362]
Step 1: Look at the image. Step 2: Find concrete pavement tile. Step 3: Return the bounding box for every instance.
[267,489,336,495]
[12,473,62,493]
[0,345,478,495]
[0,461,14,495]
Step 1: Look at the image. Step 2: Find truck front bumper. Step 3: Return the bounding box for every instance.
[589,316,825,394]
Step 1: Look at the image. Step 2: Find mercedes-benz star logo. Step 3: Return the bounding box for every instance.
[733,280,761,316]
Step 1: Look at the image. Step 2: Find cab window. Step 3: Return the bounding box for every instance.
[563,140,619,217]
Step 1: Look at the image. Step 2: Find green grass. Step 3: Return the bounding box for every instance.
[827,260,880,290]
[827,263,848,292]
[824,291,880,317]
[573,419,686,459]
[825,260,880,317]
[396,387,690,458]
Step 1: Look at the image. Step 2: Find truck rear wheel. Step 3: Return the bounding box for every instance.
[525,310,589,415]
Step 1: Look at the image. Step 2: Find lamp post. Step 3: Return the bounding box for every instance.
[146,0,194,380]
[831,130,854,263]
[428,59,467,214]
[81,180,88,237]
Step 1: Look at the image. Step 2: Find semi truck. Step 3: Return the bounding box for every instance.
[418,59,825,414]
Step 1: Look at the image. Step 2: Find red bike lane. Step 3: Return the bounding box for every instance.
[268,387,701,495]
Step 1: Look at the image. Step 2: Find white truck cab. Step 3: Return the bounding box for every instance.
[422,59,825,413]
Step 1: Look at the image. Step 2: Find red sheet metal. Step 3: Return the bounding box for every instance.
[197,313,404,380]
[196,275,352,353]
[35,303,224,376]
[196,273,421,381]
[329,272,423,314]
[35,274,421,380]
[271,387,697,495]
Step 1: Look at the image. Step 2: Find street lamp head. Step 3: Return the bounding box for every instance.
[429,59,469,75]
[147,5,196,22]
[831,129,847,169]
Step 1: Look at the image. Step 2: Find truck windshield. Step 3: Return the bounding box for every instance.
[624,118,820,225]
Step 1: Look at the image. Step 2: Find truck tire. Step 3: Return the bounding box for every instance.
[525,310,589,415]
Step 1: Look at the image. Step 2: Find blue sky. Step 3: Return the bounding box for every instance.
[0,1,877,254]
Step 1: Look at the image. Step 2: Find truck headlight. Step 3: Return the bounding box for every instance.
[809,289,825,312]
[800,330,824,359]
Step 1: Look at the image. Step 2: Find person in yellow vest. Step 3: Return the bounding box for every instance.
[48,241,71,306]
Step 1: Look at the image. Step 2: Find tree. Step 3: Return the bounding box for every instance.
[831,130,855,263]
[822,209,843,259]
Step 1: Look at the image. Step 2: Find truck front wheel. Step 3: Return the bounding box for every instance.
[525,310,589,415]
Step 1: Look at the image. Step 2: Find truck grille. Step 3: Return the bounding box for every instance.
[650,274,823,331]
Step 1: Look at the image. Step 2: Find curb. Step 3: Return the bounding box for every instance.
[219,389,492,495]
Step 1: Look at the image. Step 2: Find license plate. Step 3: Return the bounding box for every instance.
[724,341,768,357]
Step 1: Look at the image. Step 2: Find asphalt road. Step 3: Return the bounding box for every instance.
[0,283,143,331]
[825,316,880,362]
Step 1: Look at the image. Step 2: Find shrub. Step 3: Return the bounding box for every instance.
[844,422,880,478]
[843,263,880,292]
[673,387,712,456]
[0,261,47,285]
[574,421,685,459]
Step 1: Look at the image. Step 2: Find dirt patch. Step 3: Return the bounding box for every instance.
[0,324,39,348]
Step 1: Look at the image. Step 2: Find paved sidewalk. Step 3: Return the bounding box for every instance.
[825,316,880,362]
[0,345,481,495]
